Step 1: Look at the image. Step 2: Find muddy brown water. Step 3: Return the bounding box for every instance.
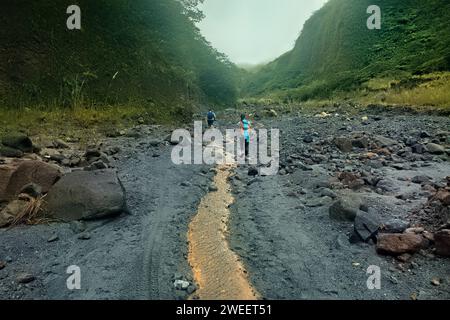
[188,164,259,300]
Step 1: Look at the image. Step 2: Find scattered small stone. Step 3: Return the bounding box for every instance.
[392,163,408,170]
[53,139,70,149]
[412,175,430,184]
[422,231,434,242]
[389,276,399,285]
[70,157,81,167]
[85,148,101,159]
[173,272,183,280]
[186,284,197,295]
[320,188,337,199]
[19,183,42,198]
[266,109,278,117]
[47,234,59,242]
[373,135,397,147]
[431,278,441,286]
[296,162,313,171]
[426,143,445,155]
[248,167,258,176]
[412,144,426,154]
[435,190,450,206]
[382,219,410,234]
[91,160,108,170]
[16,273,35,284]
[78,232,91,240]
[49,154,65,163]
[305,196,332,207]
[334,137,352,152]
[70,221,87,233]
[352,137,369,149]
[396,253,412,263]
[247,178,261,186]
[405,227,424,234]
[174,279,190,290]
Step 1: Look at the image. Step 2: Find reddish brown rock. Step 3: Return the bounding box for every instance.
[4,161,62,200]
[434,229,450,257]
[435,190,450,206]
[396,253,412,263]
[0,164,17,202]
[334,137,352,152]
[405,227,424,234]
[0,199,29,228]
[338,172,364,189]
[377,233,427,255]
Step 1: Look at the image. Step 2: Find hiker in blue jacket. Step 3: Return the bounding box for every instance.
[240,113,251,158]
[207,110,216,128]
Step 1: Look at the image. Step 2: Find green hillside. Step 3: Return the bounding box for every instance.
[0,0,238,116]
[243,0,450,104]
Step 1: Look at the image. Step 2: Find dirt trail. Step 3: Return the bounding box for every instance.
[188,164,258,300]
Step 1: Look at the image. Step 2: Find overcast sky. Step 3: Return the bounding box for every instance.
[196,0,328,65]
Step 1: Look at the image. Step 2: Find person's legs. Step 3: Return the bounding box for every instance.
[245,140,249,157]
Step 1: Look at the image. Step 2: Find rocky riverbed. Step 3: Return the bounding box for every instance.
[228,110,450,299]
[0,107,449,300]
[0,126,212,299]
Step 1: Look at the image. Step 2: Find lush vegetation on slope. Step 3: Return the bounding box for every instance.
[243,0,450,105]
[0,0,238,119]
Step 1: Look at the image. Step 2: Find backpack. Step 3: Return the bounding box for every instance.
[207,111,215,120]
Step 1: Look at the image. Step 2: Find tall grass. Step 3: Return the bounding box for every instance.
[357,72,450,110]
[383,76,450,108]
[0,103,176,144]
[243,72,450,113]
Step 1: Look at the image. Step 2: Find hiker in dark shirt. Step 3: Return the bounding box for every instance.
[207,110,216,128]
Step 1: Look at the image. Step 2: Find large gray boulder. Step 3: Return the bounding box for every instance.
[426,143,445,154]
[44,169,127,221]
[350,211,381,243]
[1,134,33,153]
[329,195,362,221]
[333,137,352,152]
[0,145,23,158]
[373,135,397,147]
